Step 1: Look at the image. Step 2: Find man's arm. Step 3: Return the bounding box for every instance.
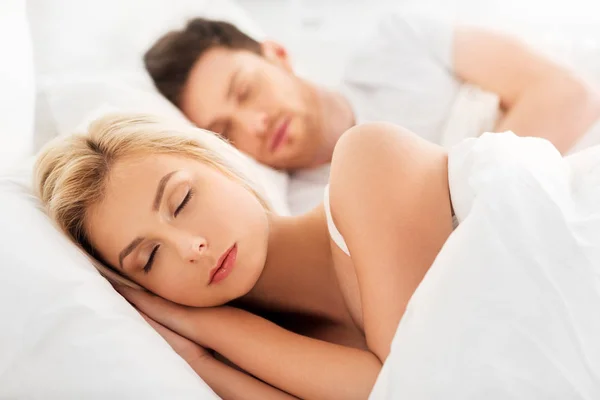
[454,26,600,153]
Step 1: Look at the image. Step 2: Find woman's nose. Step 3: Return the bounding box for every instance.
[176,235,207,263]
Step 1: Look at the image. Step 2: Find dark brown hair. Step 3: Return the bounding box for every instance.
[144,18,261,106]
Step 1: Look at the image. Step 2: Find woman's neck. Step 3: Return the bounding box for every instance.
[239,207,345,320]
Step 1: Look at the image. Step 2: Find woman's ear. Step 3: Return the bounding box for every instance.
[261,40,293,72]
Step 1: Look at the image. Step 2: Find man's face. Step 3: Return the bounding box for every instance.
[180,43,323,170]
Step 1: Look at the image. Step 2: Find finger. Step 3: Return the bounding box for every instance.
[143,314,175,339]
[139,311,205,359]
[115,286,180,321]
[137,310,181,340]
[114,284,153,304]
[138,310,155,325]
[114,285,203,339]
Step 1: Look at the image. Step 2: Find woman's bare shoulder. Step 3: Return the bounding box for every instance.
[327,122,454,360]
[328,122,448,227]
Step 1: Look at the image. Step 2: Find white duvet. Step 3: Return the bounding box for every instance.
[370,132,600,399]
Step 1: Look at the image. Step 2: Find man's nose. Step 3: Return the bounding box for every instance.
[241,110,269,137]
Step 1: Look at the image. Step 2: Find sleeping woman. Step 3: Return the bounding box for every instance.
[35,113,456,399]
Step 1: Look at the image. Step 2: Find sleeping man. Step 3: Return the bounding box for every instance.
[144,14,600,214]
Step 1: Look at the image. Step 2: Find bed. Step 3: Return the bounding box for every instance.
[2,0,600,398]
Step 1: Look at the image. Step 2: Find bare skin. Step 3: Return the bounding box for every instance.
[88,122,453,399]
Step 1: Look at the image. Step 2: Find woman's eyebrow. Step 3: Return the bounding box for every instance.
[153,170,178,211]
[118,170,179,269]
[119,237,143,269]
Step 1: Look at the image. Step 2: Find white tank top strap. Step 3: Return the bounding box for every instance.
[324,185,350,256]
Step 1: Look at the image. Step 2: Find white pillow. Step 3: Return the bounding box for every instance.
[27,0,290,216]
[0,3,214,397]
[27,0,265,78]
[0,164,218,400]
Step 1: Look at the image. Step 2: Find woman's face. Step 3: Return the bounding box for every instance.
[86,153,269,307]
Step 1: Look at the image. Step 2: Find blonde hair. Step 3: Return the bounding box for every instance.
[35,112,270,287]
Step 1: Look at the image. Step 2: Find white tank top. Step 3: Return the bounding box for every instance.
[324,186,350,256]
[324,186,459,256]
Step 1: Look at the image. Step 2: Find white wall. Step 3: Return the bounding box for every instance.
[235,0,396,84]
[236,0,600,85]
[0,0,34,171]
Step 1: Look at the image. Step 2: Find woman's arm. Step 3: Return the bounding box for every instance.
[329,122,454,363]
[118,286,381,400]
[193,356,297,400]
[454,26,600,153]
[141,312,297,400]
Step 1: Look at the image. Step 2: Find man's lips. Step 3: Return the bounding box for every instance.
[270,118,291,152]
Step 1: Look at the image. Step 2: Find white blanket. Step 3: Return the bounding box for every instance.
[370,132,600,399]
[439,83,500,149]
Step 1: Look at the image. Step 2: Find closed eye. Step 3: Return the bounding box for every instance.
[143,245,160,274]
[238,85,251,102]
[174,188,194,217]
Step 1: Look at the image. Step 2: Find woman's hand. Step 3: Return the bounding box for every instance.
[138,310,213,365]
[115,284,213,362]
[114,284,212,347]
[116,286,300,399]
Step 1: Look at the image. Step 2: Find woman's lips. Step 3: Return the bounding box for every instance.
[209,244,237,285]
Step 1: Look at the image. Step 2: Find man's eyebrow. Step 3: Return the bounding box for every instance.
[204,69,241,133]
[153,171,178,211]
[226,68,241,100]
